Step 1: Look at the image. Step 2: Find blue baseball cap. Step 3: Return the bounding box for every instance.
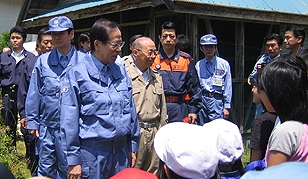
[46,16,73,32]
[200,34,217,45]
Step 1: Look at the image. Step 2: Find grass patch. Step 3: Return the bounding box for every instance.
[0,127,31,179]
[242,147,251,167]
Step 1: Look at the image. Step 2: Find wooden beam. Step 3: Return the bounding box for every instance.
[16,0,32,26]
[233,21,245,131]
[120,20,151,27]
[74,28,91,33]
[28,8,52,15]
[191,15,198,60]
[148,8,155,41]
[260,24,274,55]
[204,18,213,34]
[22,0,154,28]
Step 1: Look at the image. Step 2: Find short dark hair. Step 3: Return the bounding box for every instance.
[90,18,120,51]
[79,32,90,43]
[37,27,51,42]
[284,24,305,45]
[259,54,308,124]
[67,28,74,34]
[10,26,27,41]
[177,34,191,54]
[263,33,283,46]
[160,21,177,36]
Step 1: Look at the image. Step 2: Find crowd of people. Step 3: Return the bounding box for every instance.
[0,15,308,179]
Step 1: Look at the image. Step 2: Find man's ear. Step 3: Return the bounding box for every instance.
[132,49,138,57]
[94,40,100,51]
[298,35,303,44]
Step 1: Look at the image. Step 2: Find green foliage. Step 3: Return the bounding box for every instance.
[0,123,31,178]
[0,30,11,51]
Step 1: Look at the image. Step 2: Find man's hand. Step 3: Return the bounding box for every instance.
[223,108,230,119]
[28,129,39,137]
[188,113,197,124]
[247,77,251,85]
[20,118,28,129]
[68,165,82,179]
[257,62,263,72]
[129,152,137,167]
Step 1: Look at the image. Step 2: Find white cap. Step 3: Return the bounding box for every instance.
[203,119,244,164]
[154,119,244,179]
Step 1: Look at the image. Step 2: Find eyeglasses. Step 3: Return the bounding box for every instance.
[265,43,277,49]
[109,41,125,48]
[136,49,158,56]
[161,34,176,40]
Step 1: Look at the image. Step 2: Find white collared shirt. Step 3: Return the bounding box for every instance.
[11,49,25,64]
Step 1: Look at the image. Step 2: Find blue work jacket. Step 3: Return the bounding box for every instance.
[60,54,140,165]
[25,47,85,129]
[195,56,232,109]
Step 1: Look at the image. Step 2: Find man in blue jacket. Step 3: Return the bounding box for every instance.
[195,34,232,124]
[25,16,85,178]
[0,26,37,148]
[61,18,139,179]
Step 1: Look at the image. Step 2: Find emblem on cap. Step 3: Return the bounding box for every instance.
[53,19,59,27]
[156,64,161,70]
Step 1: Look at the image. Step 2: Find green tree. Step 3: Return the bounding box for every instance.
[0,30,11,51]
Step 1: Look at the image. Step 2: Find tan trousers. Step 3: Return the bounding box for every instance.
[135,126,159,175]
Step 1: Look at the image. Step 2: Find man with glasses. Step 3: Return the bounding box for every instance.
[123,37,167,174]
[25,16,85,178]
[195,34,232,125]
[247,33,283,118]
[61,18,139,179]
[151,21,201,124]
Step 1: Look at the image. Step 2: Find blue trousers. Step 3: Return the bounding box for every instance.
[80,137,129,179]
[166,101,189,123]
[220,170,241,179]
[37,126,67,179]
[198,95,224,125]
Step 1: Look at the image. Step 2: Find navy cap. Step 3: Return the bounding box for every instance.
[46,16,73,32]
[200,34,217,45]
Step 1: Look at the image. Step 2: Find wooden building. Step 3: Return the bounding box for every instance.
[17,0,308,132]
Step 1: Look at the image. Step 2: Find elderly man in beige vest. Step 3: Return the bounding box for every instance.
[123,37,167,174]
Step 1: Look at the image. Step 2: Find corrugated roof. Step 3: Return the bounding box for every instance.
[178,0,308,15]
[23,0,119,22]
[23,0,308,23]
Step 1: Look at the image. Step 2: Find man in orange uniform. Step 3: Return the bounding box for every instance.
[151,21,201,123]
